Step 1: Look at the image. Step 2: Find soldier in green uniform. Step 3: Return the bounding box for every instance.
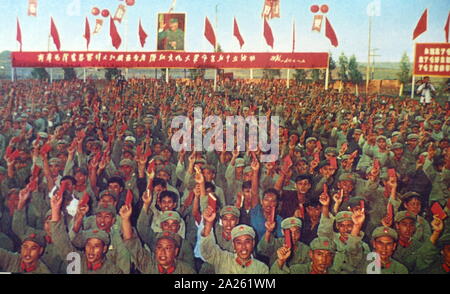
[270,236,338,274]
[158,18,185,51]
[257,217,310,268]
[49,188,122,274]
[120,203,196,274]
[0,233,51,274]
[200,206,269,274]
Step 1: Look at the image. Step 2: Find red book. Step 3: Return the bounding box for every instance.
[5,146,13,158]
[431,202,447,220]
[57,181,68,199]
[323,183,328,195]
[41,143,52,155]
[373,159,380,171]
[147,159,156,174]
[387,168,396,178]
[270,205,276,223]
[360,200,365,210]
[94,151,102,163]
[9,149,21,161]
[31,165,41,179]
[387,203,394,223]
[313,153,320,162]
[283,229,292,249]
[136,145,143,157]
[283,155,293,170]
[27,178,38,192]
[125,190,133,206]
[418,154,426,165]
[121,123,128,133]
[316,141,322,151]
[208,193,217,213]
[329,157,338,169]
[79,192,90,207]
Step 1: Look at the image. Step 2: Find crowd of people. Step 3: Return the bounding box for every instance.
[0,76,449,274]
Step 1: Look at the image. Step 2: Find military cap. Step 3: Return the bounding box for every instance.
[310,237,336,252]
[243,166,253,174]
[338,173,356,183]
[124,136,136,144]
[399,191,421,202]
[42,107,49,112]
[220,206,241,218]
[201,164,216,173]
[335,211,353,223]
[281,217,302,229]
[375,124,384,130]
[23,233,46,248]
[169,18,179,24]
[354,129,363,135]
[235,158,245,168]
[407,134,419,140]
[194,158,207,164]
[155,231,181,248]
[415,116,425,122]
[410,124,420,129]
[376,135,387,141]
[37,132,48,139]
[391,143,404,150]
[318,160,331,169]
[134,121,145,128]
[94,203,116,216]
[231,225,256,240]
[431,120,442,125]
[294,146,302,152]
[325,147,338,156]
[372,226,398,241]
[99,190,118,200]
[0,166,6,174]
[151,155,165,162]
[391,131,401,137]
[394,210,417,223]
[160,211,182,224]
[48,158,62,166]
[348,197,365,208]
[156,166,172,175]
[57,139,68,145]
[436,234,450,249]
[119,158,136,168]
[83,229,110,247]
[305,137,318,143]
[297,157,308,162]
[143,117,153,124]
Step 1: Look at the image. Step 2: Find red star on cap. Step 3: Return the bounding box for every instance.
[323,241,329,246]
[163,231,170,237]
[227,207,233,211]
[93,230,99,234]
[405,212,410,217]
[239,226,245,231]
[168,213,173,217]
[290,219,296,224]
[383,228,389,233]
[29,233,36,239]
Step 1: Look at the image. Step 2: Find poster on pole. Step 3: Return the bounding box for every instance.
[157,13,186,51]
[414,43,450,77]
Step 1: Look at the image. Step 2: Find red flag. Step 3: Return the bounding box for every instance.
[28,0,37,17]
[204,16,216,49]
[233,17,245,49]
[138,18,148,48]
[109,17,122,50]
[325,17,338,47]
[445,12,450,43]
[50,17,61,51]
[263,18,274,49]
[84,17,91,51]
[16,18,22,52]
[413,9,427,40]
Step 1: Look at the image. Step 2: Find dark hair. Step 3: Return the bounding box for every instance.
[61,175,76,185]
[295,175,313,184]
[304,199,321,208]
[242,181,252,190]
[204,182,216,192]
[107,177,125,189]
[433,155,445,170]
[158,191,178,203]
[263,188,280,200]
[152,178,167,188]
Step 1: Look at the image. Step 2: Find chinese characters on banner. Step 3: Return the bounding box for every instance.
[11,51,329,69]
[414,43,450,77]
[262,0,280,19]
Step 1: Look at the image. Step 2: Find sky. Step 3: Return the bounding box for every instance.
[0,0,449,62]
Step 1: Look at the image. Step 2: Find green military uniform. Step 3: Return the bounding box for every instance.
[200,224,269,274]
[415,233,450,274]
[224,159,245,205]
[270,237,339,274]
[257,217,310,267]
[318,211,370,273]
[136,208,194,267]
[0,234,51,274]
[12,209,65,273]
[355,226,408,274]
[124,231,196,274]
[50,219,122,274]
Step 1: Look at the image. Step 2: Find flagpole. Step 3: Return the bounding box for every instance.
[365,14,372,96]
[287,17,294,89]
[214,4,220,92]
[48,29,53,84]
[411,43,416,99]
[125,10,129,80]
[325,51,330,90]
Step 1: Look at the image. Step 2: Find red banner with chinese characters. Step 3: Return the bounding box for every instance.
[11,51,329,69]
[414,43,450,77]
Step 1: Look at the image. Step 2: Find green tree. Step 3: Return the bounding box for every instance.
[338,53,349,82]
[262,69,281,80]
[63,68,77,80]
[312,69,322,82]
[327,54,336,81]
[293,69,307,82]
[31,68,50,81]
[189,69,206,79]
[348,55,363,84]
[397,52,411,85]
[105,68,121,81]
